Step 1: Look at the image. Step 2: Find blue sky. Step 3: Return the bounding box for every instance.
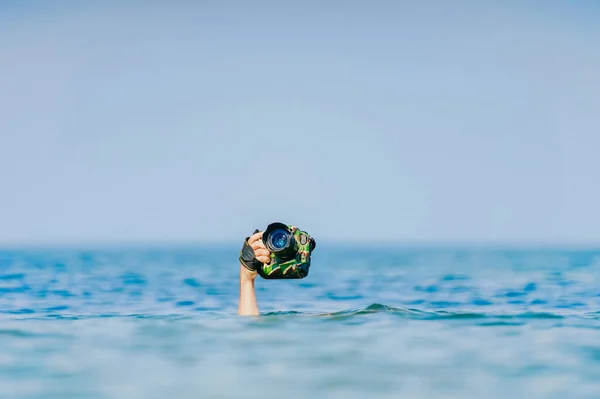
[0,1,599,246]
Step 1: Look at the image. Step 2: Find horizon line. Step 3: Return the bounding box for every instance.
[1,238,600,251]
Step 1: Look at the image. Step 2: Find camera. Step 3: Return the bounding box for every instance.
[259,222,316,279]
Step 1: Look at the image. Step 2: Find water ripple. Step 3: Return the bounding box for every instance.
[0,247,600,398]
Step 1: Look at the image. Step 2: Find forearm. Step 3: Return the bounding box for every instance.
[238,264,259,316]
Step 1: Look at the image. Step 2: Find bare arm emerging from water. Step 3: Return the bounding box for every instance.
[238,231,271,316]
[238,264,259,316]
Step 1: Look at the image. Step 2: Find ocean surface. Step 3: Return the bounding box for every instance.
[1,245,600,398]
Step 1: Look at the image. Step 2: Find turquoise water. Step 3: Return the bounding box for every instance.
[1,245,600,398]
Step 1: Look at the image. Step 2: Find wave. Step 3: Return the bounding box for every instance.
[1,303,592,322]
[262,303,577,321]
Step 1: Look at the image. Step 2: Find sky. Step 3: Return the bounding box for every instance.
[0,1,599,246]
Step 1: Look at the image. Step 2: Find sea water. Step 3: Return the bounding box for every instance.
[1,245,600,398]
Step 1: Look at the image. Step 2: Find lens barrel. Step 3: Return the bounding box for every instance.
[263,222,298,261]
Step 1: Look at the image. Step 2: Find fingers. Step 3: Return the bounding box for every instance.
[254,248,270,258]
[255,254,271,264]
[249,233,267,252]
[253,243,271,264]
[247,231,263,244]
[251,239,266,250]
[247,229,270,263]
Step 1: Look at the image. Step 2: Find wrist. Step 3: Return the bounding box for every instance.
[240,264,258,283]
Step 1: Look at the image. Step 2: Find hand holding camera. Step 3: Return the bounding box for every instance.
[239,222,316,279]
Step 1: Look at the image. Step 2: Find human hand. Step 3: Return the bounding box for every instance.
[239,230,272,281]
[248,231,271,264]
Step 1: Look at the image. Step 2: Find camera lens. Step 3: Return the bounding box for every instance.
[263,222,298,260]
[268,229,290,250]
